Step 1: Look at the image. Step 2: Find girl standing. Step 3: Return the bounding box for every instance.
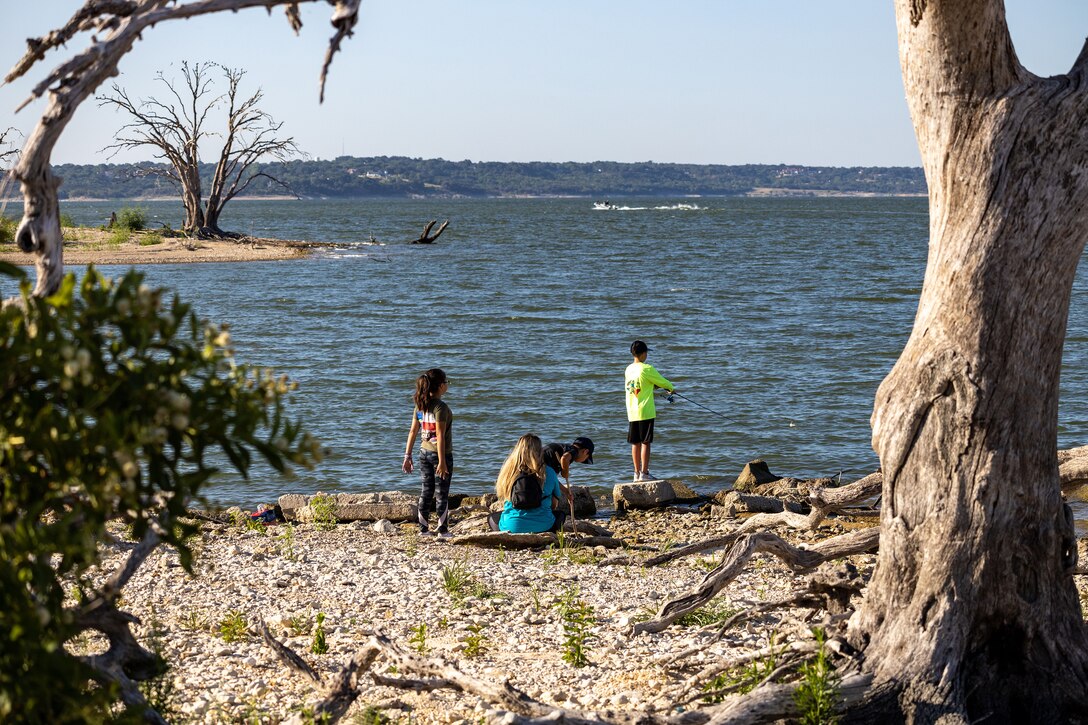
[402,368,453,536]
[490,433,567,534]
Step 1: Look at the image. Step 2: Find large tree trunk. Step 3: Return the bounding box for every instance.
[181,175,205,235]
[848,1,1088,721]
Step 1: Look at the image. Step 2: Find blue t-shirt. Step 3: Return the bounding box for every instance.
[498,466,561,533]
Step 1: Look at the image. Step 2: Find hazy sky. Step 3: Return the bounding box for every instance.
[1,1,1086,167]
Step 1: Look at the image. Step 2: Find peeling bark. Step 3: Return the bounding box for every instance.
[848,1,1088,720]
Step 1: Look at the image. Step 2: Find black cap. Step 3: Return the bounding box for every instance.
[572,436,594,464]
[630,340,649,356]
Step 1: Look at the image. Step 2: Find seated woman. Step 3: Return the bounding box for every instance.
[489,434,568,533]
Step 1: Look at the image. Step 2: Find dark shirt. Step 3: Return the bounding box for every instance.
[542,442,573,475]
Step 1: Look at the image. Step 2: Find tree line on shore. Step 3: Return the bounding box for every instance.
[16,157,926,200]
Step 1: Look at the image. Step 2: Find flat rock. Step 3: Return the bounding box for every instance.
[1059,445,1088,488]
[613,480,699,510]
[283,491,418,522]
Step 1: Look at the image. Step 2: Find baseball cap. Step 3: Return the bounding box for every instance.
[572,436,594,464]
[630,340,649,356]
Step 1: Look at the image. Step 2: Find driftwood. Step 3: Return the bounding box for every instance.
[646,472,883,569]
[258,618,321,683]
[659,562,866,668]
[632,528,879,635]
[409,219,449,244]
[667,673,873,725]
[729,471,882,535]
[73,525,166,723]
[267,630,616,725]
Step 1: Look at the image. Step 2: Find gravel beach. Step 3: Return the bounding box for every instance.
[87,509,877,723]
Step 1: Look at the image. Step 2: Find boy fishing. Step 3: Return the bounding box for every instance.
[625,340,676,482]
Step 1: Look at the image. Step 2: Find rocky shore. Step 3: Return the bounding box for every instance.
[89,506,876,724]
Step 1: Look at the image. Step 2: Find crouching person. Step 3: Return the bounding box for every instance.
[488,434,567,533]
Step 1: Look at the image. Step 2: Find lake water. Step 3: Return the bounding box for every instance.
[9,197,1088,522]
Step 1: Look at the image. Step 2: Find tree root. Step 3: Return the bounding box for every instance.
[632,528,878,635]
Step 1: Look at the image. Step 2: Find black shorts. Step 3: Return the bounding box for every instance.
[627,418,655,444]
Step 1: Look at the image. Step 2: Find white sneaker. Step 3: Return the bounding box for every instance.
[641,470,652,481]
[633,472,641,482]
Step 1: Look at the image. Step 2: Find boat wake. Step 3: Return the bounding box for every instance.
[592,201,702,211]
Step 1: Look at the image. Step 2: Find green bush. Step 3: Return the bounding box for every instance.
[59,212,76,228]
[108,227,131,247]
[0,264,319,721]
[139,232,164,246]
[0,215,15,245]
[115,206,147,231]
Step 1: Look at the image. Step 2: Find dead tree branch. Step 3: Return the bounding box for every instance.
[258,618,322,683]
[409,219,449,244]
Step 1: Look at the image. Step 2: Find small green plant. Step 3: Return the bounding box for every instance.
[529,583,542,613]
[107,227,130,247]
[309,493,338,531]
[793,629,841,725]
[218,610,248,643]
[408,623,428,654]
[542,531,599,565]
[441,561,472,603]
[436,615,449,629]
[702,638,781,703]
[496,545,506,564]
[277,523,298,561]
[230,508,267,533]
[403,529,419,558]
[462,622,487,658]
[139,231,164,246]
[311,612,328,654]
[115,206,148,231]
[296,706,333,724]
[178,611,208,632]
[286,614,311,636]
[352,707,390,724]
[59,212,76,228]
[675,599,740,627]
[555,586,595,667]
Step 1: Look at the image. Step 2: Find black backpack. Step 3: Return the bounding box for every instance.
[510,471,543,510]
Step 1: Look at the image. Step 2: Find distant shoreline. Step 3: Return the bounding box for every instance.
[0,189,927,203]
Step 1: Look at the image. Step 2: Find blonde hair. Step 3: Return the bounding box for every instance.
[495,434,546,502]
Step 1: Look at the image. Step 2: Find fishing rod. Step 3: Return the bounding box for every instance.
[662,390,736,423]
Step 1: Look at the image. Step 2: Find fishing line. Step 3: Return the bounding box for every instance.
[663,390,736,423]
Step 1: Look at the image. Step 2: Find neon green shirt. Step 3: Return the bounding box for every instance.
[625,361,674,421]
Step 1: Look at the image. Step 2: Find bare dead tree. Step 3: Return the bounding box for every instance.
[4,0,360,298]
[98,61,300,237]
